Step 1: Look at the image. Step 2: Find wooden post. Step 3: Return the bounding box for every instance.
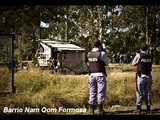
[40,27,42,39]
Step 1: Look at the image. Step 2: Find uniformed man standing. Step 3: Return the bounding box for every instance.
[132,42,153,114]
[87,39,109,115]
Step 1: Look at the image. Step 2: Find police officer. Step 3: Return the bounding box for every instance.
[132,42,153,114]
[87,39,109,115]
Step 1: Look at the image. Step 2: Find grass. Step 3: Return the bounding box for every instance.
[0,64,160,114]
[6,68,89,114]
[0,66,12,92]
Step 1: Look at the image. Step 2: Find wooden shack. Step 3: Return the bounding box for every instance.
[37,39,88,74]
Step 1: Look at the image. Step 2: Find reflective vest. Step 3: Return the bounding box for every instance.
[87,51,106,75]
[137,52,153,77]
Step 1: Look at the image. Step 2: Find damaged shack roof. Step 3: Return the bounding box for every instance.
[39,39,85,51]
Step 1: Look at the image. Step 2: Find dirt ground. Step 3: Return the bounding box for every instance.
[0,94,160,115]
[102,105,160,115]
[1,86,159,115]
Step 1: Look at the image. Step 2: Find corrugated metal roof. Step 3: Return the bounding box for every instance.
[40,39,85,51]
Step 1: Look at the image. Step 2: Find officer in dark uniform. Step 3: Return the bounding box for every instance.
[132,42,153,114]
[87,39,109,115]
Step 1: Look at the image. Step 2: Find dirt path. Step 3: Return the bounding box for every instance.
[99,105,160,115]
[1,94,160,115]
[109,110,160,115]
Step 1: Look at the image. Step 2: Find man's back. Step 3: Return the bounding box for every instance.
[137,52,153,76]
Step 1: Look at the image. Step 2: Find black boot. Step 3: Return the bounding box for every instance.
[146,105,151,114]
[89,104,94,114]
[137,105,141,114]
[134,105,141,114]
[98,104,106,115]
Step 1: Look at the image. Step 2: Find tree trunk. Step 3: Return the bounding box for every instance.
[65,6,68,42]
[97,6,103,41]
[145,5,152,48]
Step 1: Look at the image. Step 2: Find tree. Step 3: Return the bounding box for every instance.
[1,5,160,63]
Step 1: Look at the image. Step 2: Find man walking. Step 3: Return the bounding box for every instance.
[132,42,153,114]
[87,39,109,115]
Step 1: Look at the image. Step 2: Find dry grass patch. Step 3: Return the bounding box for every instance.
[1,64,159,114]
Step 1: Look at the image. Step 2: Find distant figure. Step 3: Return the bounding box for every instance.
[112,53,117,64]
[119,54,124,65]
[130,55,133,63]
[132,42,153,114]
[116,54,120,63]
[155,48,160,65]
[126,54,133,64]
[49,58,57,73]
[87,39,109,115]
